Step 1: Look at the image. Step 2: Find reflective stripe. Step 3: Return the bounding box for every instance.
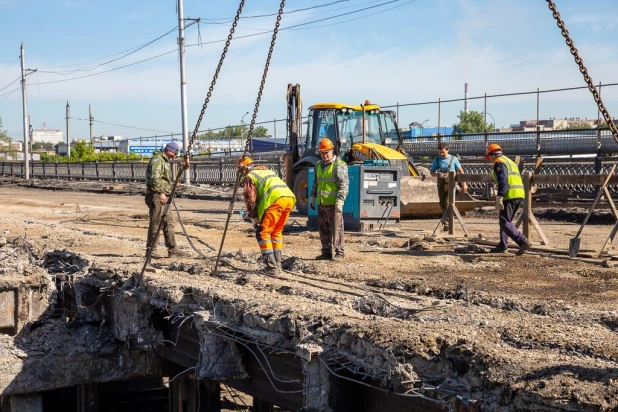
[258,239,272,245]
[263,184,291,199]
[317,159,344,206]
[271,239,282,244]
[491,156,525,200]
[249,169,295,220]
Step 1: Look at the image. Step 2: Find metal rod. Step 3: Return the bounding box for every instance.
[536,87,540,157]
[212,170,244,275]
[20,43,29,180]
[66,102,71,160]
[177,0,190,185]
[437,97,441,145]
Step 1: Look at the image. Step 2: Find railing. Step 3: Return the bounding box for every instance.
[0,159,285,185]
[400,128,617,157]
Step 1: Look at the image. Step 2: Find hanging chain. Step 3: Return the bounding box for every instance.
[242,0,286,158]
[546,0,618,143]
[212,0,287,277]
[188,0,245,150]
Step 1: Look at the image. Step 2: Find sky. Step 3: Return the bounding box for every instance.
[0,0,617,142]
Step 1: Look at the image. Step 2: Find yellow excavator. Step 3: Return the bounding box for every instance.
[283,84,478,217]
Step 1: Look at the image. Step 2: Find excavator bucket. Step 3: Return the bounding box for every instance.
[399,175,483,218]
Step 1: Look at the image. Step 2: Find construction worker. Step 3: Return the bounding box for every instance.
[309,138,349,260]
[145,141,190,258]
[485,143,530,255]
[430,143,467,230]
[239,157,296,275]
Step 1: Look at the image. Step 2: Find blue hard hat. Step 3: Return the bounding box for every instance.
[164,141,181,155]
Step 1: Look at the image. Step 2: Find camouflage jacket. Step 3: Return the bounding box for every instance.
[146,150,172,194]
[310,156,349,202]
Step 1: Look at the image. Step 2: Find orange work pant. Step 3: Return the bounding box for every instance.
[256,196,295,255]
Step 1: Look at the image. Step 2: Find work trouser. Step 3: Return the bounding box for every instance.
[318,204,345,256]
[437,178,448,212]
[145,192,177,251]
[256,196,295,256]
[497,198,527,250]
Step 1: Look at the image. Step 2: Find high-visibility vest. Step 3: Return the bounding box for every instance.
[248,169,295,220]
[491,156,525,200]
[316,159,344,206]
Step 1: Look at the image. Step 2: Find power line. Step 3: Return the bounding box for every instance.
[185,0,405,48]
[38,26,178,76]
[0,56,19,76]
[37,26,179,70]
[70,117,172,134]
[204,0,350,23]
[30,0,405,86]
[0,86,20,100]
[35,49,178,85]
[0,76,21,93]
[287,0,417,31]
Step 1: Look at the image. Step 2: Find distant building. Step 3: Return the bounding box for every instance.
[32,128,63,144]
[94,135,124,141]
[504,117,616,132]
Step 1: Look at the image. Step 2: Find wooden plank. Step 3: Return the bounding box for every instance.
[457,173,618,186]
[529,214,549,246]
[455,174,494,183]
[603,186,618,220]
[522,172,532,240]
[452,205,470,237]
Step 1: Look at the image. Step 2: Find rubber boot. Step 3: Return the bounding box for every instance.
[264,253,278,275]
[273,249,283,275]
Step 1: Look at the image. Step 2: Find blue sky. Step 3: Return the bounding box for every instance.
[1,0,617,142]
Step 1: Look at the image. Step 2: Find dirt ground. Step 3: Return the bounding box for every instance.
[1,181,618,410]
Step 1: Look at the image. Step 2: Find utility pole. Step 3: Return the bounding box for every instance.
[20,43,30,180]
[28,116,33,154]
[89,104,93,145]
[177,0,190,184]
[66,102,71,160]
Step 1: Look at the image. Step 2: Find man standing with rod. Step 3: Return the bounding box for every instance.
[144,141,190,259]
[309,138,349,260]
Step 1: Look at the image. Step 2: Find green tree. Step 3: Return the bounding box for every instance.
[253,125,270,138]
[70,140,95,160]
[33,141,55,151]
[0,115,11,144]
[565,123,592,130]
[452,110,494,135]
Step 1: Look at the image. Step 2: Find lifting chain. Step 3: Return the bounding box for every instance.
[242,0,287,158]
[213,0,287,276]
[135,0,246,287]
[546,0,618,144]
[188,0,246,150]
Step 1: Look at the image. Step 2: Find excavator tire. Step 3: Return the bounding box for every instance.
[293,168,309,215]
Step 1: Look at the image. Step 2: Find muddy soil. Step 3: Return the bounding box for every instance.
[1,180,618,410]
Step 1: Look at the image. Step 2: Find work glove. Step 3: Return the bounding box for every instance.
[335,199,344,213]
[495,196,504,211]
[309,196,316,210]
[251,218,259,231]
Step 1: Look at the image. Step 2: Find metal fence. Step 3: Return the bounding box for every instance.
[0,159,285,185]
[400,128,618,158]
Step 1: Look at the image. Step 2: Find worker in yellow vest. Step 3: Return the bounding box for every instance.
[485,144,530,255]
[239,157,296,275]
[309,139,349,260]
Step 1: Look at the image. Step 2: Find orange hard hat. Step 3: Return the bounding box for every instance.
[485,143,502,160]
[318,138,334,152]
[236,156,253,168]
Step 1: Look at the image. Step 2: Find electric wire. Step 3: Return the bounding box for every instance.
[34,49,178,85]
[37,26,179,70]
[0,76,21,93]
[204,0,350,22]
[69,117,172,134]
[32,0,406,86]
[0,87,20,101]
[0,56,19,76]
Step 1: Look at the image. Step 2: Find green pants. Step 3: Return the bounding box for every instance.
[145,192,177,251]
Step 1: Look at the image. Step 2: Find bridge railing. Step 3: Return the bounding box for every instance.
[0,159,285,185]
